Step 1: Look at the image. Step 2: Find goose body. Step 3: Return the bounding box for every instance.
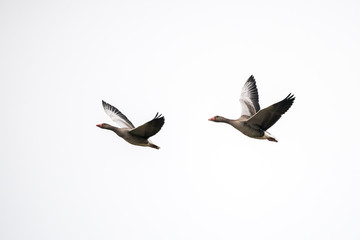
[97,100,164,149]
[209,75,295,142]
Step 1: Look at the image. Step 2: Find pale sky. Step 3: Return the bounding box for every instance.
[1,0,360,239]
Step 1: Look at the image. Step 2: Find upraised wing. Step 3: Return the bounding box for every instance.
[239,75,260,117]
[102,100,135,129]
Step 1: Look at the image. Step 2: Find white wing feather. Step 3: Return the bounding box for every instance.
[102,100,135,129]
[239,75,260,117]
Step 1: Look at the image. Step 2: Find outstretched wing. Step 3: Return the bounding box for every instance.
[247,93,295,131]
[102,100,135,129]
[239,75,260,117]
[130,113,165,139]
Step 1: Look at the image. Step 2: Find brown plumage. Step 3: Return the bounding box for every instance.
[97,100,164,149]
[209,75,295,142]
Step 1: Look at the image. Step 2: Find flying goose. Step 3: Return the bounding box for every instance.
[209,75,295,142]
[97,100,165,149]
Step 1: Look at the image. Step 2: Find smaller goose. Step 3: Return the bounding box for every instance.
[209,75,295,142]
[97,100,165,149]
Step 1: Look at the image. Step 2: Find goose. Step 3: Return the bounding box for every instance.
[209,75,295,142]
[97,100,165,149]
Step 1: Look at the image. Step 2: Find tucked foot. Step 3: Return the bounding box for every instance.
[267,137,278,142]
[149,143,160,149]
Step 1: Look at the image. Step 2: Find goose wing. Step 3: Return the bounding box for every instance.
[130,113,165,139]
[247,94,295,131]
[102,100,135,129]
[239,75,260,117]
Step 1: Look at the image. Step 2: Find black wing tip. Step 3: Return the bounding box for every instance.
[101,100,122,115]
[283,93,295,111]
[102,100,114,111]
[154,112,165,120]
[154,113,165,127]
[245,75,257,88]
[285,93,296,101]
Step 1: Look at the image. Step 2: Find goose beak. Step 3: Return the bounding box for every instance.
[96,124,102,127]
[208,117,215,121]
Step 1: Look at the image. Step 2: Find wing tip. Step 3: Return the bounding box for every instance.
[154,113,165,128]
[102,100,108,108]
[282,93,296,111]
[285,93,296,102]
[244,75,258,89]
[154,112,165,121]
[248,75,255,82]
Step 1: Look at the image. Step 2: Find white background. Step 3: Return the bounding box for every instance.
[1,0,360,239]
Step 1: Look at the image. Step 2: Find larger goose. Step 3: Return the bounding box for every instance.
[209,75,295,142]
[97,100,165,149]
